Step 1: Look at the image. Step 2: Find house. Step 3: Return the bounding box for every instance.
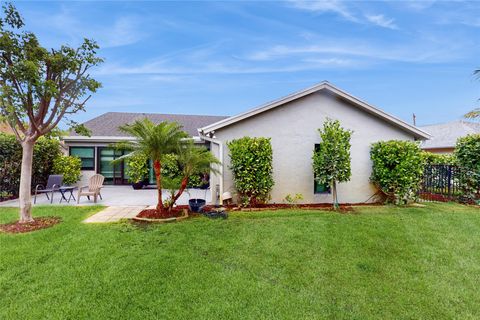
[199,82,429,204]
[62,81,430,204]
[62,112,228,186]
[419,120,480,154]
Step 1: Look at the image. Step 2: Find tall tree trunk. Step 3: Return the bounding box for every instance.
[153,159,163,213]
[19,140,35,223]
[169,177,189,211]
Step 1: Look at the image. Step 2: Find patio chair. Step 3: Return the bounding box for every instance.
[77,174,105,204]
[34,175,63,204]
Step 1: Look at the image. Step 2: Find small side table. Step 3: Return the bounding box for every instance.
[59,186,76,203]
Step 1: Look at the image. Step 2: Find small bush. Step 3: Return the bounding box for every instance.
[228,137,274,206]
[125,152,149,183]
[370,140,425,204]
[161,153,208,188]
[284,193,304,208]
[53,155,82,185]
[455,134,480,202]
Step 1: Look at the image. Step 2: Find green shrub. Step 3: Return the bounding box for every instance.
[161,153,181,180]
[53,155,82,185]
[227,137,274,206]
[0,134,61,196]
[455,134,480,202]
[125,152,149,183]
[160,153,208,188]
[422,152,457,165]
[370,140,425,204]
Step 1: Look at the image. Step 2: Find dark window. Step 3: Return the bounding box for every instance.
[69,147,95,170]
[314,144,331,194]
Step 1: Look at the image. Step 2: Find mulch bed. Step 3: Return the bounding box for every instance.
[202,203,363,213]
[0,217,61,234]
[137,208,185,219]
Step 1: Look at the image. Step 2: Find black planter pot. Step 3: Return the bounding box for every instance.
[189,199,206,212]
[132,181,144,190]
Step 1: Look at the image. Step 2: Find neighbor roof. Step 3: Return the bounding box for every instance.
[419,120,480,149]
[70,112,229,137]
[199,81,430,140]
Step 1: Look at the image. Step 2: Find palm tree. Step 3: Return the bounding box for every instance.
[166,142,220,210]
[118,119,188,213]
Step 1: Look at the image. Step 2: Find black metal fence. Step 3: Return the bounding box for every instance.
[419,164,480,202]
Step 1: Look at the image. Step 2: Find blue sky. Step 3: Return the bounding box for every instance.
[14,0,480,126]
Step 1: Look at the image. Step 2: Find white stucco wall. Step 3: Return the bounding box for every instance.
[209,90,416,204]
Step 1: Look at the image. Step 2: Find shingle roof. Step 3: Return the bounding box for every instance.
[71,112,229,137]
[420,120,480,149]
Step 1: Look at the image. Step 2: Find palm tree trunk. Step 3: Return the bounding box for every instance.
[19,140,35,223]
[169,177,189,211]
[153,159,163,213]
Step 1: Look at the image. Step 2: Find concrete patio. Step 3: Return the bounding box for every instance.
[0,186,211,207]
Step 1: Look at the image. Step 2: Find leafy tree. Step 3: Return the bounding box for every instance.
[228,137,274,206]
[117,118,188,213]
[312,119,353,209]
[370,140,425,204]
[0,4,102,222]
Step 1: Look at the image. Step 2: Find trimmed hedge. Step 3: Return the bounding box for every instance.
[422,152,456,165]
[0,133,61,199]
[455,134,480,202]
[370,140,425,204]
[228,137,274,206]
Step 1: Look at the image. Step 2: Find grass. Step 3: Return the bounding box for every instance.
[1,203,480,319]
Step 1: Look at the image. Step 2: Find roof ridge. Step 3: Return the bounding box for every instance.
[103,111,228,117]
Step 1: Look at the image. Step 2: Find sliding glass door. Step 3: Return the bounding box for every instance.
[98,148,129,185]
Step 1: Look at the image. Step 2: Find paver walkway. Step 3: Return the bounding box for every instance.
[83,206,146,223]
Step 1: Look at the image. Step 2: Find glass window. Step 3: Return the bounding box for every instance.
[70,147,95,170]
[314,144,331,194]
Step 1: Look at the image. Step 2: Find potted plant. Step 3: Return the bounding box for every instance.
[125,152,149,190]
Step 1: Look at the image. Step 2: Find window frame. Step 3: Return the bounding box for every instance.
[313,144,331,194]
[69,146,95,170]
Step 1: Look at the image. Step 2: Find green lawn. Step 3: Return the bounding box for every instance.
[1,203,480,319]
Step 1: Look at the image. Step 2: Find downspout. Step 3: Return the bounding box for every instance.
[198,131,224,204]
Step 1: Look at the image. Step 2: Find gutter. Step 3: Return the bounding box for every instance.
[198,130,224,204]
[61,135,204,144]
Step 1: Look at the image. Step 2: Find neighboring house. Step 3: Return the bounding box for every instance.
[419,120,480,154]
[62,112,228,186]
[62,81,430,204]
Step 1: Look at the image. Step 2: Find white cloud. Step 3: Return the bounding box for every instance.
[39,6,146,48]
[245,38,463,64]
[287,0,357,21]
[403,0,437,11]
[365,14,398,30]
[288,0,400,29]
